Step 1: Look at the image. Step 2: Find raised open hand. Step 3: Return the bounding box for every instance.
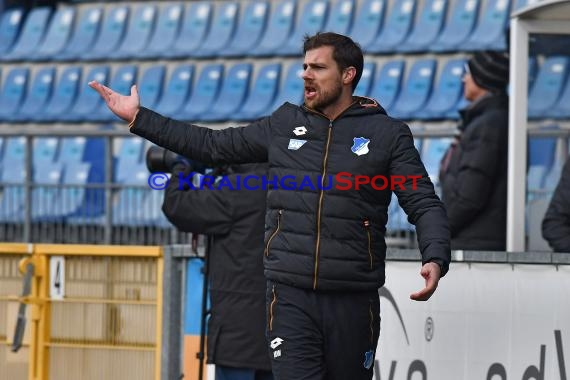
[88,81,140,123]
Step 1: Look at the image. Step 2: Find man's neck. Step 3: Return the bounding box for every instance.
[321,94,355,120]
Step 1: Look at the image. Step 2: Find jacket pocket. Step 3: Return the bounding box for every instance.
[264,209,283,257]
[363,219,374,270]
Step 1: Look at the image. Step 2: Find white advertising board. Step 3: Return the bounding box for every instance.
[376,262,570,380]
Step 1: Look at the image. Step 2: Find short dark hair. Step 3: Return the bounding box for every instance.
[303,32,363,92]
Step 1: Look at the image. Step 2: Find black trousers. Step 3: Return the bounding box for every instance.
[265,280,380,380]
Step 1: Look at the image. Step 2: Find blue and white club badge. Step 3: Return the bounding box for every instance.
[351,137,371,156]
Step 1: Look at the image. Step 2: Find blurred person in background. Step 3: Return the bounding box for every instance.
[162,161,273,380]
[542,156,570,252]
[439,51,510,251]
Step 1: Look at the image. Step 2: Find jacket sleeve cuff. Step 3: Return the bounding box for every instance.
[425,258,449,277]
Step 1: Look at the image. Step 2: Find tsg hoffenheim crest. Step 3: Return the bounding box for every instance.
[351,137,370,156]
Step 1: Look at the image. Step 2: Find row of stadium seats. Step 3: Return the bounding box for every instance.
[0,126,563,229]
[1,54,569,123]
[0,0,542,62]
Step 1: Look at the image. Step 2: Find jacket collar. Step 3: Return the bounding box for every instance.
[301,96,387,121]
[458,92,508,131]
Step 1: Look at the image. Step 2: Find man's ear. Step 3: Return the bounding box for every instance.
[343,67,357,86]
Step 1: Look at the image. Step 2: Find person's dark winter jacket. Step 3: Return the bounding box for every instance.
[542,157,570,252]
[440,93,509,250]
[162,162,271,371]
[133,98,451,291]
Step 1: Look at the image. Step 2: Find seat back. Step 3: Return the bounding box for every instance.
[204,63,253,120]
[0,67,29,119]
[431,0,480,51]
[354,62,376,97]
[349,0,385,50]
[399,0,448,52]
[0,8,25,55]
[4,7,51,60]
[392,59,437,119]
[282,0,328,55]
[464,0,510,50]
[222,1,268,56]
[251,0,296,56]
[113,4,157,58]
[237,62,282,120]
[36,7,75,59]
[15,66,56,121]
[42,66,82,119]
[155,64,194,117]
[141,3,183,57]
[369,60,405,113]
[323,0,355,35]
[59,7,103,60]
[528,56,569,119]
[421,58,465,119]
[269,62,304,112]
[169,2,212,57]
[368,0,417,53]
[138,65,166,110]
[181,64,224,120]
[195,2,239,56]
[86,5,129,59]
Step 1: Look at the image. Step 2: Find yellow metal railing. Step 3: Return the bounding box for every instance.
[0,243,163,380]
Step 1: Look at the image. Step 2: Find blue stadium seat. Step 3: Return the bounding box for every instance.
[354,62,376,97]
[112,163,152,226]
[32,7,76,61]
[35,66,81,122]
[62,65,110,122]
[201,63,253,121]
[528,56,569,119]
[155,64,194,118]
[194,2,239,58]
[57,7,103,61]
[235,63,282,121]
[528,126,558,198]
[33,137,59,166]
[87,65,137,122]
[0,67,30,121]
[430,0,480,52]
[12,67,56,122]
[163,2,212,59]
[82,5,129,61]
[348,0,385,52]
[138,65,166,111]
[0,7,25,56]
[421,137,453,195]
[391,59,437,120]
[136,3,183,59]
[268,62,304,112]
[514,0,541,11]
[419,58,465,120]
[323,0,355,35]
[220,1,269,57]
[111,4,157,60]
[280,0,329,56]
[55,162,91,219]
[369,60,405,114]
[550,70,570,119]
[31,162,63,221]
[463,0,510,51]
[1,7,51,61]
[57,137,87,164]
[367,0,417,54]
[250,0,296,57]
[179,64,224,121]
[1,136,26,165]
[398,0,448,53]
[115,138,145,182]
[0,161,25,222]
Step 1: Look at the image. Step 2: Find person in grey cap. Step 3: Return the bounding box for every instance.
[439,50,510,250]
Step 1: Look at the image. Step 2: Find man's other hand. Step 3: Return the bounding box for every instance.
[409,262,441,301]
[88,81,140,123]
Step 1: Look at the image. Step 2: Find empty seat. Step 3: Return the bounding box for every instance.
[369,60,405,114]
[12,67,56,122]
[202,63,253,121]
[323,0,355,35]
[56,162,91,219]
[136,3,183,59]
[550,70,570,119]
[419,58,466,120]
[33,137,59,166]
[163,2,212,59]
[528,56,569,119]
[354,62,376,97]
[32,7,76,61]
[391,59,437,120]
[1,7,51,61]
[528,126,558,198]
[112,163,152,226]
[87,65,138,122]
[250,0,296,56]
[1,136,26,166]
[35,66,81,122]
[115,138,145,182]
[194,2,239,58]
[367,0,417,54]
[280,0,329,56]
[421,137,453,194]
[0,161,26,222]
[111,4,157,60]
[220,1,269,57]
[235,63,282,120]
[0,8,25,56]
[155,64,194,118]
[62,65,110,122]
[398,0,448,53]
[463,0,510,51]
[349,0,386,52]
[82,5,129,61]
[0,67,30,121]
[179,64,224,121]
[31,161,63,221]
[268,62,304,112]
[138,65,166,111]
[57,6,103,61]
[430,0,481,52]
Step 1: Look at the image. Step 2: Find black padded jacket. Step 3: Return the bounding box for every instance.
[132,98,451,291]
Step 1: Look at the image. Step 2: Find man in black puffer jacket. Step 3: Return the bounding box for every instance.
[542,157,570,252]
[440,51,510,251]
[90,32,451,380]
[162,162,273,380]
